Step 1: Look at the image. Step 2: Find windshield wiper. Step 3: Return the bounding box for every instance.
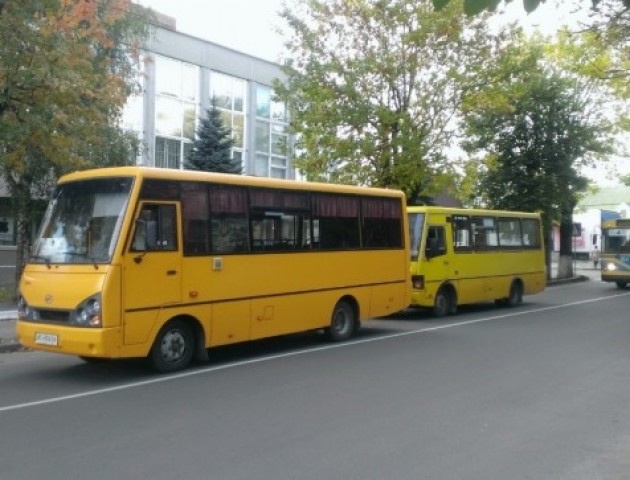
[63,251,101,269]
[30,255,51,269]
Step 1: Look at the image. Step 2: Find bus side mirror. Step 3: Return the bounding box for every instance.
[132,218,158,251]
[133,219,147,251]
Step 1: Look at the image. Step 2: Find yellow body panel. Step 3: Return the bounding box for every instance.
[17,321,122,357]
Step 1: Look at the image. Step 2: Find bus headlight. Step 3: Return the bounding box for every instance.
[412,275,425,290]
[605,263,617,271]
[72,295,102,327]
[17,295,30,320]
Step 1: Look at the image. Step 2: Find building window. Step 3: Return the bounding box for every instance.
[255,84,289,178]
[154,55,199,169]
[155,137,181,169]
[121,94,143,133]
[210,71,246,164]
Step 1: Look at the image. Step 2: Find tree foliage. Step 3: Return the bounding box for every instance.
[276,0,493,203]
[433,0,630,16]
[548,10,630,101]
[0,0,151,285]
[433,0,546,15]
[185,104,239,174]
[461,35,615,277]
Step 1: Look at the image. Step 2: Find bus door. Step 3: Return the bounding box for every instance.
[424,224,456,293]
[122,202,182,344]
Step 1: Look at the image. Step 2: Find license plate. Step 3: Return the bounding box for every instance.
[35,333,59,346]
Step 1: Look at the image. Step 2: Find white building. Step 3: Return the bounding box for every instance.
[571,186,630,259]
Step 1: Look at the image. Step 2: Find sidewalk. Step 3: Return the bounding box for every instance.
[0,306,19,353]
[0,263,603,354]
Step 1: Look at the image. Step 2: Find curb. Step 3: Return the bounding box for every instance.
[0,340,23,354]
[547,274,590,286]
[0,313,19,354]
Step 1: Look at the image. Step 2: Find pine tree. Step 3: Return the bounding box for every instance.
[185,104,240,174]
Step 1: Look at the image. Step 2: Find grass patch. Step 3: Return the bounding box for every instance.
[0,284,16,304]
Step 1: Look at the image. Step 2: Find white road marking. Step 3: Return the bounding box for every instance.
[2,291,630,413]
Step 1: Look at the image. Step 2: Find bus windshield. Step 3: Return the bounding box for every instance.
[31,177,133,265]
[408,212,425,261]
[602,227,630,254]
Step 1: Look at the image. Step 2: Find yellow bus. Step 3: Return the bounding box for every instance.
[600,217,630,288]
[408,206,546,316]
[17,167,411,372]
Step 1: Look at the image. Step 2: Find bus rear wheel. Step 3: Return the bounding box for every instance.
[325,300,356,341]
[149,320,194,373]
[506,281,523,307]
[616,281,628,289]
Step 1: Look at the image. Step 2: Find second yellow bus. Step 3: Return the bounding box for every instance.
[408,206,546,316]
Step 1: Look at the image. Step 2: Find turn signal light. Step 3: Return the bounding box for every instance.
[411,275,425,290]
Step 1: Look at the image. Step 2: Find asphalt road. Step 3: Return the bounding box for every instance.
[2,279,630,480]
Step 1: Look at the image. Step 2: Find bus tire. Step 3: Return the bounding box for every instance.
[149,319,194,373]
[433,287,454,317]
[616,281,627,289]
[506,281,523,307]
[325,300,356,341]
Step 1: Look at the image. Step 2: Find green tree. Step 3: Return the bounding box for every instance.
[433,0,545,15]
[462,36,614,278]
[433,0,609,16]
[276,0,492,202]
[185,104,239,174]
[0,0,151,286]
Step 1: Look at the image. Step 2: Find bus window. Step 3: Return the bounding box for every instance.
[452,215,471,251]
[472,216,498,249]
[497,217,523,248]
[521,219,541,248]
[132,204,177,252]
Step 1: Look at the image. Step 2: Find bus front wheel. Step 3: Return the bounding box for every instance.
[433,288,455,317]
[149,320,194,373]
[325,300,356,341]
[616,281,628,289]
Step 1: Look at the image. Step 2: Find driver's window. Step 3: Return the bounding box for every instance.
[131,204,178,252]
[425,225,446,258]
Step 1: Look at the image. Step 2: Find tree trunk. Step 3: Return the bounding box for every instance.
[8,177,35,296]
[557,206,576,280]
[14,205,33,292]
[541,213,553,280]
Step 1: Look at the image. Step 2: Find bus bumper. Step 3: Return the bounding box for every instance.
[601,274,630,284]
[16,321,123,358]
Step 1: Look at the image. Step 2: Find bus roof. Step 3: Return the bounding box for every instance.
[58,166,405,199]
[407,205,541,218]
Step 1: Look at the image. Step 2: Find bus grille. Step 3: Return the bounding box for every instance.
[36,309,71,323]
